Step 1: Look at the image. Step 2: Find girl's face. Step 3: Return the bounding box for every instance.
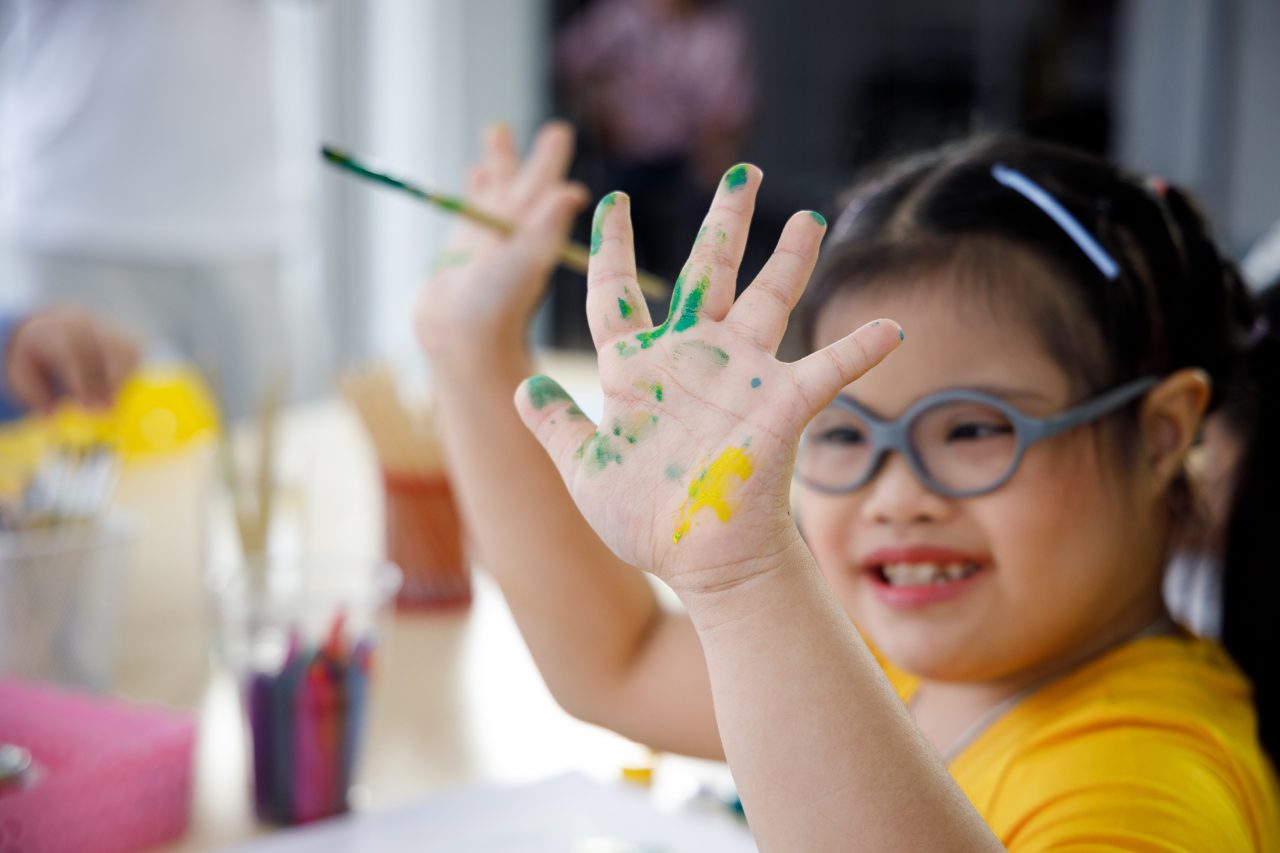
[801,279,1168,685]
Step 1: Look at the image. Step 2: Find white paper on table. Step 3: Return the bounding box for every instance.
[223,772,758,853]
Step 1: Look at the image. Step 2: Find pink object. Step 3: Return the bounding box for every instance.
[0,679,196,853]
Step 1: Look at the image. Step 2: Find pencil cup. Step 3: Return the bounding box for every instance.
[0,514,134,690]
[381,471,470,609]
[208,555,401,825]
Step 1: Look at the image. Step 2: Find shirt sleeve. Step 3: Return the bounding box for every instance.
[994,724,1260,852]
[0,311,29,421]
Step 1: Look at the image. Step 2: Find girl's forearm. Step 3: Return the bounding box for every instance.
[431,351,721,754]
[682,538,1004,852]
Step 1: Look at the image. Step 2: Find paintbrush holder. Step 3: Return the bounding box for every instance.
[207,555,400,825]
[381,470,470,610]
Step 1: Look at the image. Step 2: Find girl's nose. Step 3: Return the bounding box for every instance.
[858,452,954,526]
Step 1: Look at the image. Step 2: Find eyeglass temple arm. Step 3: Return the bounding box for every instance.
[1022,377,1160,442]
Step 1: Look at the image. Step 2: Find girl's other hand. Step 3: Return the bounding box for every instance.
[515,166,902,596]
[414,121,588,363]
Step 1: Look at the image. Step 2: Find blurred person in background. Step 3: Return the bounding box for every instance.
[0,0,324,420]
[557,0,755,283]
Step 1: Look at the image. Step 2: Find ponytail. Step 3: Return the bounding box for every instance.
[1220,282,1280,766]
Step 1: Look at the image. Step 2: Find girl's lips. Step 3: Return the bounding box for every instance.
[858,546,992,610]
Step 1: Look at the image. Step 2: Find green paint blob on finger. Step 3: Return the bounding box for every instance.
[636,266,688,349]
[672,272,710,332]
[526,374,573,409]
[808,210,827,227]
[899,327,906,341]
[723,164,750,192]
[654,384,663,402]
[750,377,761,389]
[618,296,633,319]
[590,192,620,256]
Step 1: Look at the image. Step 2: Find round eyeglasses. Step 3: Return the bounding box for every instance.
[795,376,1159,499]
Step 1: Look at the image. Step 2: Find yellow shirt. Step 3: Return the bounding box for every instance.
[885,636,1280,851]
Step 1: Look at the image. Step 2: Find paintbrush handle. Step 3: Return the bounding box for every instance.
[324,146,669,301]
[555,241,665,303]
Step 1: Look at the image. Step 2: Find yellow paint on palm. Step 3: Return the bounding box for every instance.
[672,447,753,543]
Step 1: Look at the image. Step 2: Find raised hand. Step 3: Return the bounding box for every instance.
[515,165,902,595]
[414,121,587,359]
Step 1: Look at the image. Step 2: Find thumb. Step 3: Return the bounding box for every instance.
[514,374,597,483]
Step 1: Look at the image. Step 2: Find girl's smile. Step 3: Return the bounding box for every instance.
[801,277,1171,687]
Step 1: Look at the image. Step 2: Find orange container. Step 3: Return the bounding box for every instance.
[381,471,470,609]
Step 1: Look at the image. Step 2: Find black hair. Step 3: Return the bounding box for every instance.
[799,135,1274,764]
[1219,281,1280,767]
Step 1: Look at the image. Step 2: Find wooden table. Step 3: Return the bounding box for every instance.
[104,354,724,850]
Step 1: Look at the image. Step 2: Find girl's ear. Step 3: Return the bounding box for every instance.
[1139,368,1212,489]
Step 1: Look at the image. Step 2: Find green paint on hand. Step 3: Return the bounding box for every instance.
[590,192,620,256]
[723,164,750,193]
[672,272,710,332]
[673,340,730,367]
[618,297,633,319]
[665,463,685,481]
[527,375,572,410]
[636,266,687,349]
[808,210,827,227]
[615,340,639,359]
[430,250,473,275]
[653,384,663,402]
[750,377,761,389]
[577,432,624,471]
[715,226,728,244]
[899,327,906,341]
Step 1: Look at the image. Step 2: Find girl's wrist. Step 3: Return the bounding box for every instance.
[674,529,819,633]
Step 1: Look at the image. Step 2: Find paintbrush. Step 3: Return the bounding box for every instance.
[321,145,669,300]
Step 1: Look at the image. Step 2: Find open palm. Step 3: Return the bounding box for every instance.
[517,166,901,594]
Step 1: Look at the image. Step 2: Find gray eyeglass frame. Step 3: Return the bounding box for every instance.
[797,376,1160,498]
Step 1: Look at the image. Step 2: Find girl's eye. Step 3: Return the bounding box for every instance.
[818,426,865,446]
[947,422,1014,441]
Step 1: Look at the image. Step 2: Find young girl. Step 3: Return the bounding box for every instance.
[415,123,1279,849]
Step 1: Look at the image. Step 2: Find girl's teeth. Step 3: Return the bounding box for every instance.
[881,562,979,586]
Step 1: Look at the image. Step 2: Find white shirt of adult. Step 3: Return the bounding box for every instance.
[0,0,297,260]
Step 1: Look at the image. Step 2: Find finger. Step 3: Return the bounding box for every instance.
[483,123,519,191]
[728,210,827,354]
[586,192,652,349]
[792,319,904,413]
[98,326,141,402]
[514,374,597,483]
[671,163,763,328]
[68,322,113,408]
[510,120,575,210]
[510,183,591,279]
[6,347,53,413]
[31,332,91,409]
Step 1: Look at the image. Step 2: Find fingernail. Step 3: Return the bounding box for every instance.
[808,210,827,227]
[723,164,751,192]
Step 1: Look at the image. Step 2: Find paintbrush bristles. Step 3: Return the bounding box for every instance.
[340,366,443,478]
